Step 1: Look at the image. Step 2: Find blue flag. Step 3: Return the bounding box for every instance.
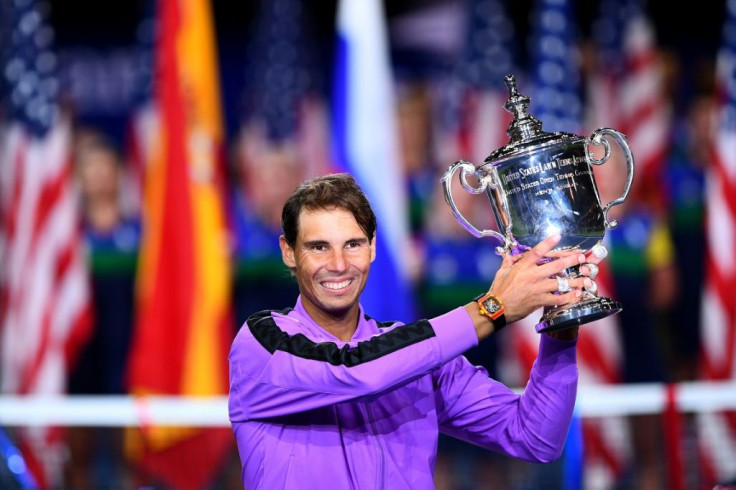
[332,0,415,322]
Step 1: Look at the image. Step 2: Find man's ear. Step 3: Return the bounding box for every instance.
[370,234,376,263]
[279,235,296,268]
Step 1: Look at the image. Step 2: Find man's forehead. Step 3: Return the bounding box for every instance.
[298,206,351,222]
[296,207,367,239]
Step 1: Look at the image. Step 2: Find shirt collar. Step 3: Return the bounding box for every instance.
[292,295,373,343]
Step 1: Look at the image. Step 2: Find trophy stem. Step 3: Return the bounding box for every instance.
[535,297,622,333]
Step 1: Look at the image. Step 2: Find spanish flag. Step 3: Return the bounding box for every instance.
[126,0,232,487]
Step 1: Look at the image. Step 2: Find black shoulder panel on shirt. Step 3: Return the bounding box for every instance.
[245,310,436,367]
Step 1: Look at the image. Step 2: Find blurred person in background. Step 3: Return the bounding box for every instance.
[663,91,714,383]
[595,148,678,489]
[66,129,141,487]
[395,80,441,298]
[229,128,302,332]
[396,82,438,241]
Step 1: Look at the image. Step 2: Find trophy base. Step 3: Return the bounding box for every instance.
[535,297,622,333]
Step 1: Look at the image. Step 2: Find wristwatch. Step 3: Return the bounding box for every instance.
[473,292,506,330]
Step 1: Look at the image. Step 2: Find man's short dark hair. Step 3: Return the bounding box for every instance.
[281,173,377,247]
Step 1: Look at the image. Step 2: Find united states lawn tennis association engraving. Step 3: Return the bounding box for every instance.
[500,155,591,197]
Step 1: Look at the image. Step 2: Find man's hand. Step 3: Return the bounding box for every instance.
[488,234,592,324]
[544,243,609,340]
[465,235,607,340]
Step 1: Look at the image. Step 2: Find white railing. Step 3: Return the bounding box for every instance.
[1,380,735,427]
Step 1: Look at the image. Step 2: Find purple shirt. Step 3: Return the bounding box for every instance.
[229,297,578,489]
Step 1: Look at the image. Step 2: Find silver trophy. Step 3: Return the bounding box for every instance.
[441,75,634,333]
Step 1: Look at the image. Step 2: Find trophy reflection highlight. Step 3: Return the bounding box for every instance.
[441,75,635,333]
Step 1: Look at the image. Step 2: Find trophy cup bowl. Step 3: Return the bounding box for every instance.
[441,75,635,333]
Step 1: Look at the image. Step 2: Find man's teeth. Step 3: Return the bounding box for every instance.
[323,280,351,290]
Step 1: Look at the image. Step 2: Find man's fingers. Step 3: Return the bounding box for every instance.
[544,248,581,260]
[549,290,583,306]
[585,244,608,264]
[508,252,525,264]
[541,276,590,294]
[522,233,562,265]
[580,263,599,279]
[536,251,586,278]
[500,252,517,267]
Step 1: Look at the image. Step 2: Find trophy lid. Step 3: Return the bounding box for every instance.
[484,74,582,165]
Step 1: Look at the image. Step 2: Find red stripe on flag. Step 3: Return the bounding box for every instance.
[30,164,68,252]
[18,236,81,394]
[577,335,619,383]
[625,50,658,72]
[458,91,476,159]
[64,300,94,369]
[0,140,26,324]
[663,384,684,490]
[583,419,625,477]
[3,138,27,245]
[514,334,538,382]
[702,258,736,380]
[622,99,660,131]
[19,298,53,394]
[710,149,736,220]
[697,441,719,486]
[19,437,47,489]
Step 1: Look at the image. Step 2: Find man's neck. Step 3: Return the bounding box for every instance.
[301,301,360,342]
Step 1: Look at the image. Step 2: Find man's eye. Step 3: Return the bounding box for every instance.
[346,241,364,249]
[312,245,328,252]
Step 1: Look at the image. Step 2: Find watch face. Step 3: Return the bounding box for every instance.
[484,297,502,314]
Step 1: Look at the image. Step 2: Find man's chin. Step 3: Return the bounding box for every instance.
[325,305,354,317]
[321,300,358,318]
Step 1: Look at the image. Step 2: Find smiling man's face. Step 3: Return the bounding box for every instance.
[280,206,375,325]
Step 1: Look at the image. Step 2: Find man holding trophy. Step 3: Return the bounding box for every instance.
[228,75,631,488]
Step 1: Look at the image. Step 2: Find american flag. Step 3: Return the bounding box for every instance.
[614,0,671,210]
[436,0,517,167]
[240,0,331,181]
[0,0,92,486]
[697,0,736,482]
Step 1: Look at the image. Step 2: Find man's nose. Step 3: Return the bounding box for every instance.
[327,249,347,271]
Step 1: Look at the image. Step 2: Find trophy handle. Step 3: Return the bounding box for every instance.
[586,128,635,230]
[440,160,507,243]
